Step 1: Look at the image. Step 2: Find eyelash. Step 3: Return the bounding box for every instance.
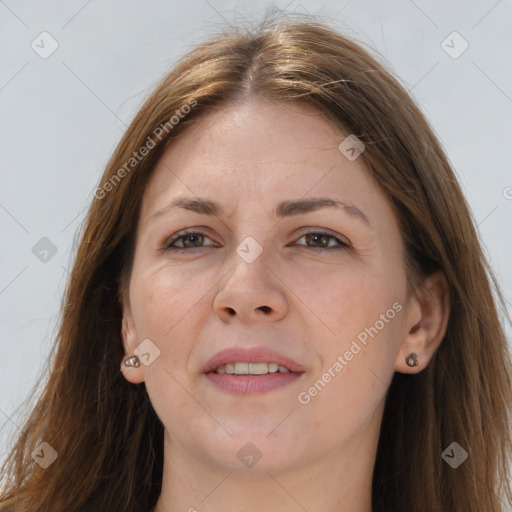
[164,228,350,252]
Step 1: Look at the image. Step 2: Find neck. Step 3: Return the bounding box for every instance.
[154,421,380,512]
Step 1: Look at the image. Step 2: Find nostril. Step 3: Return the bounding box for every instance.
[258,306,271,313]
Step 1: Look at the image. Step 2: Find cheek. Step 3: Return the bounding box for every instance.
[297,301,402,446]
[298,260,404,345]
[129,265,214,431]
[130,262,215,340]
[297,261,405,412]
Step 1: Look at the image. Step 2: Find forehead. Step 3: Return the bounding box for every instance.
[138,99,393,230]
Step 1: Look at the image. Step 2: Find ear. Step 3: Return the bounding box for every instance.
[395,270,450,374]
[119,288,145,384]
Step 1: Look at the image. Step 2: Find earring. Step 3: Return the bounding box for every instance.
[121,356,140,369]
[406,353,419,367]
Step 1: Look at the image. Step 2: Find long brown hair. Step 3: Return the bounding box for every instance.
[1,13,511,512]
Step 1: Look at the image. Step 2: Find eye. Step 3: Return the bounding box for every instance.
[294,230,349,250]
[164,230,217,251]
[163,228,349,252]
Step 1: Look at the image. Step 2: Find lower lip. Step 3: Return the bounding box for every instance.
[205,372,303,395]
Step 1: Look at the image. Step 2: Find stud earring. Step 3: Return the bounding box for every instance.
[121,356,140,369]
[406,353,419,367]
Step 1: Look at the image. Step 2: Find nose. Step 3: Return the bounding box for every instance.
[213,245,288,324]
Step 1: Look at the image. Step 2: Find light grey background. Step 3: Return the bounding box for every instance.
[1,0,511,497]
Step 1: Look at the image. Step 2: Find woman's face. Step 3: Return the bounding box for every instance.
[121,98,416,473]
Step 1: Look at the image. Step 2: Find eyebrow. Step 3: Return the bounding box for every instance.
[149,196,371,227]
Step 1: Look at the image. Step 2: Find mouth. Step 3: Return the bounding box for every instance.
[212,362,293,375]
[203,347,305,395]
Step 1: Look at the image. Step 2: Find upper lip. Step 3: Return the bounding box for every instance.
[202,346,306,374]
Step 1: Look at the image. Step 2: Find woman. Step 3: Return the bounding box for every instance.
[1,14,511,512]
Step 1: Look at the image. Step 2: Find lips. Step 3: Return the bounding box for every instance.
[202,346,306,375]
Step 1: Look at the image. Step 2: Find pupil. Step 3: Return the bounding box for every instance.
[308,233,328,247]
[184,234,202,247]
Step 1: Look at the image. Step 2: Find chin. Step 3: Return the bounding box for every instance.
[200,433,304,474]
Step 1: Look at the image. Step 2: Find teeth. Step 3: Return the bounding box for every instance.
[213,362,292,375]
[235,362,249,374]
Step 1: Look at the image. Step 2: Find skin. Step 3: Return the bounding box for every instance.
[120,98,450,512]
